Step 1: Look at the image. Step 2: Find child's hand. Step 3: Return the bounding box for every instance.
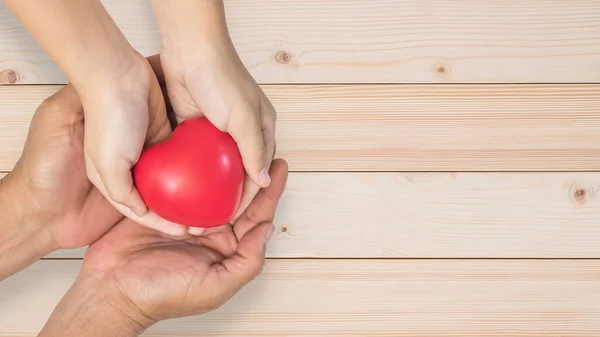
[151,0,277,220]
[78,52,188,236]
[159,43,277,219]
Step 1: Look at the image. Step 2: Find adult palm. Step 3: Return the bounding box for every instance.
[80,159,288,323]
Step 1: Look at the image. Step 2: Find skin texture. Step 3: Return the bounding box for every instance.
[0,171,57,281]
[39,159,289,336]
[3,0,277,233]
[0,55,170,281]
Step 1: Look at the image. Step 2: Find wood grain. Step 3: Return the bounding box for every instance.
[1,259,600,336]
[2,84,600,172]
[9,171,591,259]
[1,0,600,84]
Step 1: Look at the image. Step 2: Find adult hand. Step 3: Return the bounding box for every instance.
[0,55,177,281]
[152,0,277,219]
[38,159,288,336]
[16,53,180,247]
[0,83,125,280]
[6,84,123,251]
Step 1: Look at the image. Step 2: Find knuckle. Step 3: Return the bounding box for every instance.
[36,90,80,118]
[243,207,262,225]
[236,136,267,160]
[106,186,129,205]
[41,92,59,107]
[231,107,260,129]
[262,99,277,120]
[253,141,267,155]
[263,116,276,133]
[35,96,59,118]
[247,258,265,279]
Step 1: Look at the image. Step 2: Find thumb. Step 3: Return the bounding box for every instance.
[217,222,274,294]
[89,157,148,217]
[228,110,271,188]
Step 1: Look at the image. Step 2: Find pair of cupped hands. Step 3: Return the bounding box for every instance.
[7,49,286,333]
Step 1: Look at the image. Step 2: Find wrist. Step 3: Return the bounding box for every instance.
[0,170,58,280]
[152,0,233,53]
[70,46,142,94]
[75,50,149,100]
[4,0,137,89]
[39,272,154,337]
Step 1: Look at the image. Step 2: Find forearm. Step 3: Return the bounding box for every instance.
[39,275,150,337]
[2,0,136,88]
[151,0,232,52]
[0,173,57,281]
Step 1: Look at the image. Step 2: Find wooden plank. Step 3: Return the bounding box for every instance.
[1,171,591,259]
[1,0,600,84]
[2,84,600,172]
[1,259,600,336]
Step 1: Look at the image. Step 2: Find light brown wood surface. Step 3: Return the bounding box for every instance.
[5,169,598,259]
[33,171,599,259]
[1,260,600,337]
[1,1,599,335]
[2,84,600,172]
[2,0,600,84]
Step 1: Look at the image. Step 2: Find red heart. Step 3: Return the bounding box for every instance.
[133,116,244,228]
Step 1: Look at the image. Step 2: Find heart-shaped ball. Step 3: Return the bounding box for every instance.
[133,116,244,228]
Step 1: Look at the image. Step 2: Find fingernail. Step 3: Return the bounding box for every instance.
[188,227,205,236]
[259,168,271,186]
[164,224,188,237]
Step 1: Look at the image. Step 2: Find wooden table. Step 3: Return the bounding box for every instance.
[1,1,600,336]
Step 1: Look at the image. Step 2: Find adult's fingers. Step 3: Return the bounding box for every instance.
[232,174,259,222]
[27,84,82,140]
[215,221,274,296]
[214,157,286,292]
[233,158,288,240]
[39,84,82,116]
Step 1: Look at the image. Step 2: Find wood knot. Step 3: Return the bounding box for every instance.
[280,226,288,233]
[275,51,291,64]
[569,182,595,205]
[0,70,19,84]
[434,63,451,77]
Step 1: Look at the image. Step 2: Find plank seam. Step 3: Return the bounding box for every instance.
[4,82,600,87]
